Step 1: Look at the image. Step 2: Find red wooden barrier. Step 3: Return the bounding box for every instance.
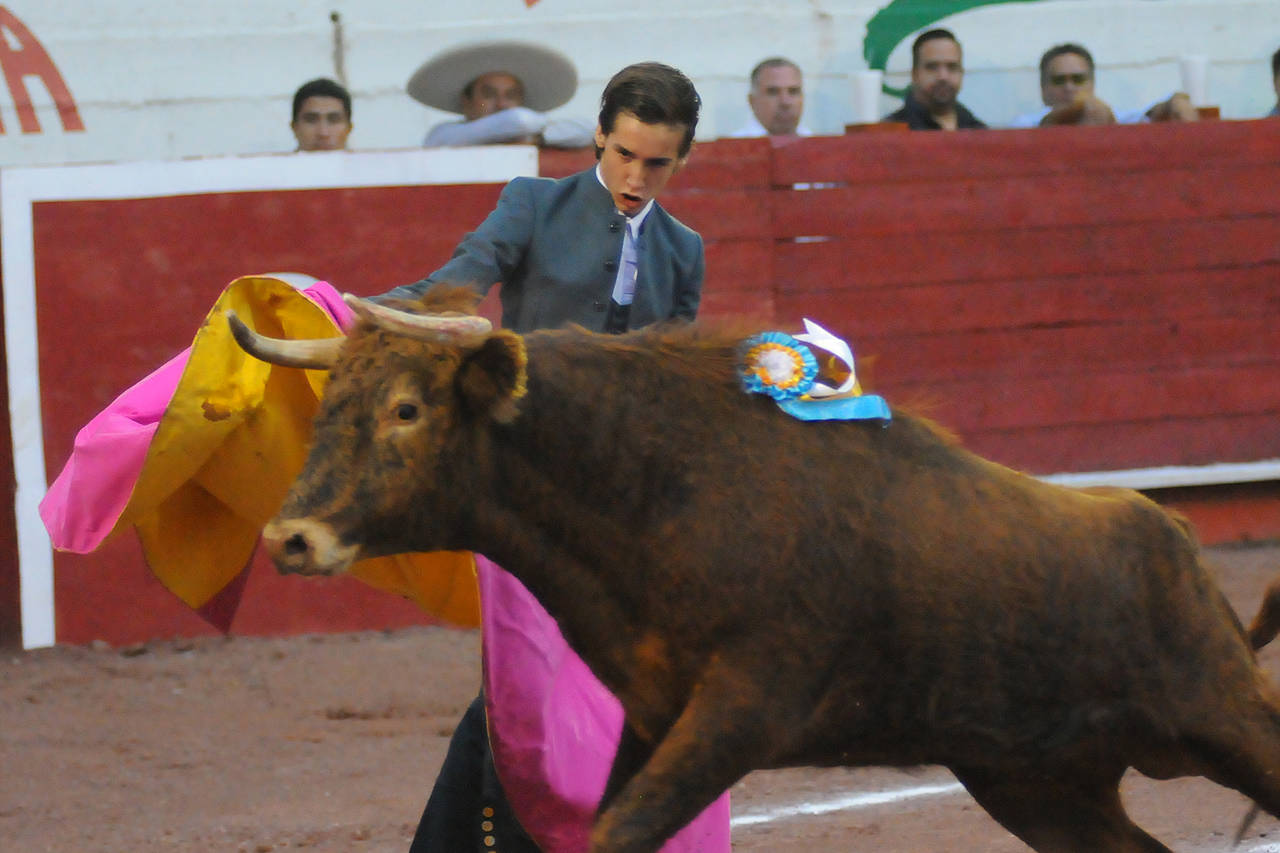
[8,123,1279,645]
[760,122,1280,477]
[32,183,506,645]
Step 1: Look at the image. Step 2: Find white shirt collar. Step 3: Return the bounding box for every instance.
[596,164,654,230]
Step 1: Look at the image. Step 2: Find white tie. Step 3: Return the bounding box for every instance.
[611,219,639,306]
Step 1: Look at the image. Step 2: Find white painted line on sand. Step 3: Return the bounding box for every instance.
[731,781,966,827]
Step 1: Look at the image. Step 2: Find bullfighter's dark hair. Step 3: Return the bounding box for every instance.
[911,28,960,69]
[292,77,352,122]
[1039,43,1096,83]
[597,62,701,158]
[1273,46,1280,78]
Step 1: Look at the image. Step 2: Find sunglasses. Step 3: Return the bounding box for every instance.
[1048,73,1090,86]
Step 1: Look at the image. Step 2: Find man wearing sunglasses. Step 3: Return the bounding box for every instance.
[1011,43,1197,127]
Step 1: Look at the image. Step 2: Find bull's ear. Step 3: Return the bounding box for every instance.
[457,331,528,422]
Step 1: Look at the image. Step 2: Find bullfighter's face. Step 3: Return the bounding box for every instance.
[593,112,687,217]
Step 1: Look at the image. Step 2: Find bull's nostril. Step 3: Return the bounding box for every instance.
[283,533,310,556]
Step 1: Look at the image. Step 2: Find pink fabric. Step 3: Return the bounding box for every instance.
[38,281,354,553]
[40,351,188,553]
[40,280,731,850]
[479,555,731,852]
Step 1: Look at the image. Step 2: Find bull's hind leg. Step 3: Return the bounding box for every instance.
[1171,699,1280,824]
[952,766,1172,853]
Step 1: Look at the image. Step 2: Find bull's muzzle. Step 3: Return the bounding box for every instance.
[261,518,360,576]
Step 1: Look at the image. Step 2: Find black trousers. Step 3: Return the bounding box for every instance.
[409,692,541,852]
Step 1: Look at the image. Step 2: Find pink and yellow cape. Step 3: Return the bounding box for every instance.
[39,275,729,852]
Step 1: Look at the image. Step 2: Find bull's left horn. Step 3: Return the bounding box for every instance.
[344,294,492,341]
[226,311,344,369]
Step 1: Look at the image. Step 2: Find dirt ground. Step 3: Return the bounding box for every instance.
[5,541,1280,853]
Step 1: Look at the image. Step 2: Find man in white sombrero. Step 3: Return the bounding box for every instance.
[408,39,594,148]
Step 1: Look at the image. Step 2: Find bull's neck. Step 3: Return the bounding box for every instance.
[476,334,692,557]
[453,330,727,658]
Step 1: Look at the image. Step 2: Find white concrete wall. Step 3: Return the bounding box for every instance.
[1,0,1277,168]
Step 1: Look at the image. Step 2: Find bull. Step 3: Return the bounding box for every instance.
[229,286,1280,853]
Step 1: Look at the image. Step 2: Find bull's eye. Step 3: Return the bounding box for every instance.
[396,403,418,421]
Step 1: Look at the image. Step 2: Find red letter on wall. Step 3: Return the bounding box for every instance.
[0,6,84,134]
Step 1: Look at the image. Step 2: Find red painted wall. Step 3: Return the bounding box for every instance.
[13,122,1280,645]
[34,183,505,645]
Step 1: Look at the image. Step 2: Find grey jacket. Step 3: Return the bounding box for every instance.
[383,167,704,333]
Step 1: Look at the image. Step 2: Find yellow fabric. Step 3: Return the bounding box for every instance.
[115,275,480,627]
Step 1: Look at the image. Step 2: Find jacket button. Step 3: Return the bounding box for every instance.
[604,260,617,272]
[609,221,621,232]
[593,300,607,311]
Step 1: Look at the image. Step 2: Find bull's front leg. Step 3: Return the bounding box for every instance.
[591,650,805,852]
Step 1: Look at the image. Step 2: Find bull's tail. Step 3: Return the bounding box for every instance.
[1234,804,1262,847]
[1246,578,1280,651]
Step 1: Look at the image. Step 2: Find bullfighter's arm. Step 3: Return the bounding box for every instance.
[376,178,536,303]
[673,234,705,321]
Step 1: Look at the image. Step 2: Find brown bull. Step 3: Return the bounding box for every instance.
[230,286,1280,853]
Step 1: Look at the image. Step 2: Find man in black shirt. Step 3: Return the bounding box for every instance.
[885,28,987,131]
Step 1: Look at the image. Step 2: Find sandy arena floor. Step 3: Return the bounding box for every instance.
[4,541,1280,852]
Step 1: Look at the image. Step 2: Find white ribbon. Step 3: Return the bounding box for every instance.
[794,318,858,398]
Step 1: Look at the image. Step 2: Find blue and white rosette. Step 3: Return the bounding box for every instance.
[739,319,891,423]
[739,331,819,400]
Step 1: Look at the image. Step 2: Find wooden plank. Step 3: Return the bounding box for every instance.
[876,363,1280,431]
[1151,482,1280,546]
[818,317,1279,386]
[700,240,775,319]
[770,120,1280,186]
[33,184,504,482]
[677,138,773,189]
[772,218,1280,289]
[660,188,772,240]
[951,412,1280,474]
[538,147,597,178]
[772,267,1280,336]
[770,165,1280,237]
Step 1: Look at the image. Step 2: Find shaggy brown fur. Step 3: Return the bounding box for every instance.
[254,288,1280,853]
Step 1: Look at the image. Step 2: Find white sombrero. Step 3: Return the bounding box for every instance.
[407,40,579,114]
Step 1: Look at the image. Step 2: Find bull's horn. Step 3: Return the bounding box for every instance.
[344,293,493,341]
[226,311,344,369]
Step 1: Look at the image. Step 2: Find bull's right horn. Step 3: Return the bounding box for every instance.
[226,311,344,369]
[344,294,493,341]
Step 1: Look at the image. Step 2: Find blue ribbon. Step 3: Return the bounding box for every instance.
[776,394,892,423]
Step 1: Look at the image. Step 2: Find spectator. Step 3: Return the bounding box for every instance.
[407,40,594,148]
[290,78,352,151]
[1010,43,1198,127]
[380,62,729,852]
[729,57,811,137]
[884,29,987,130]
[1269,47,1280,116]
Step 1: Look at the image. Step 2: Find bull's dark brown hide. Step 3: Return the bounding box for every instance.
[263,287,1280,853]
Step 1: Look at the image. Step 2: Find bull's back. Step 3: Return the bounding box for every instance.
[658,409,1254,766]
